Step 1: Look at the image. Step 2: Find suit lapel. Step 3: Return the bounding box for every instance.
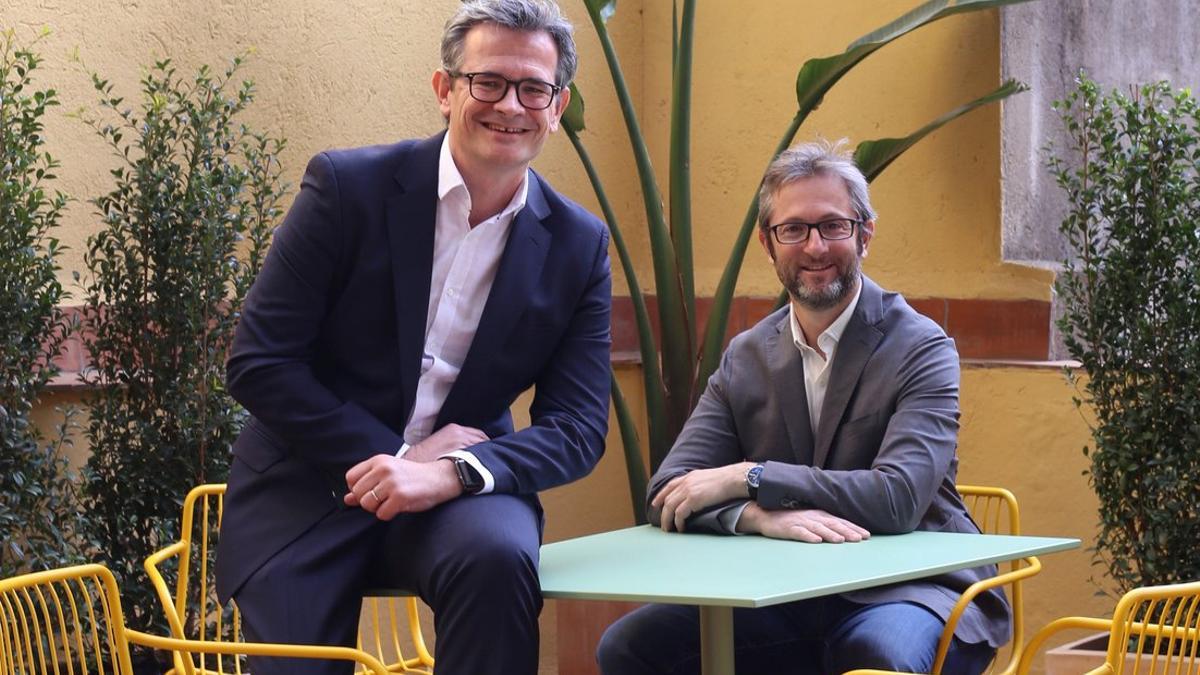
[767,312,815,466]
[812,277,885,468]
[385,134,442,412]
[436,173,551,425]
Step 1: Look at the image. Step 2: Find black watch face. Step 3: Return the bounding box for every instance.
[455,458,484,493]
[748,465,763,488]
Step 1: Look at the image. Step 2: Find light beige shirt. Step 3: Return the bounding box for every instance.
[398,134,528,494]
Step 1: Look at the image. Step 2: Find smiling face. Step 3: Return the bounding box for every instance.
[432,23,569,189]
[759,173,874,314]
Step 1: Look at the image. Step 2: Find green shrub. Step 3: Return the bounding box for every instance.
[1050,74,1200,594]
[77,54,287,631]
[0,28,85,577]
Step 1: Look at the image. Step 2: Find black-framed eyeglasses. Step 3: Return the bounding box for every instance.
[448,70,562,110]
[768,218,861,245]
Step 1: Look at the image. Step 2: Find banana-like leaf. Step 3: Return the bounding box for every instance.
[582,0,617,24]
[563,124,670,470]
[701,0,1037,395]
[561,83,585,133]
[670,0,698,330]
[611,372,648,524]
[581,0,693,464]
[855,79,1029,181]
[849,0,1034,50]
[696,113,802,403]
[794,0,1035,125]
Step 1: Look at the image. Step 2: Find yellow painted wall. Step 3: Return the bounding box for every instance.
[3,0,641,294]
[8,0,1106,671]
[630,1,1053,300]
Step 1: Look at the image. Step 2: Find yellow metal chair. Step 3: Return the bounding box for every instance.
[1015,579,1200,675]
[144,483,434,674]
[0,563,390,675]
[845,484,1042,675]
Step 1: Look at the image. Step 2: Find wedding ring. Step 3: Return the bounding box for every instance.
[369,488,382,503]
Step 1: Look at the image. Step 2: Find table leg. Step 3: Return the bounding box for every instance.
[699,605,735,675]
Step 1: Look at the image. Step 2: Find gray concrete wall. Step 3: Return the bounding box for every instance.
[1000,0,1200,266]
[1001,0,1199,358]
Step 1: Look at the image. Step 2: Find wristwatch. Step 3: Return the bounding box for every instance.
[745,463,764,499]
[443,456,485,495]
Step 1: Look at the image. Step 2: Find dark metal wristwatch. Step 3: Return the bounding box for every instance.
[444,456,485,495]
[746,463,764,499]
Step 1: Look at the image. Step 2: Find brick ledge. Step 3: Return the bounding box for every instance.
[44,296,1055,390]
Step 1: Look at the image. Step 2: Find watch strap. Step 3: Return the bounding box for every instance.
[444,456,485,495]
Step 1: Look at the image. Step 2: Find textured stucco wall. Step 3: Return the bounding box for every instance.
[7,1,1107,670]
[631,1,1053,301]
[957,365,1111,659]
[1001,0,1200,266]
[2,0,642,294]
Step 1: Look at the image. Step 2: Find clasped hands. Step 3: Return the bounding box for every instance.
[342,423,487,520]
[653,463,870,544]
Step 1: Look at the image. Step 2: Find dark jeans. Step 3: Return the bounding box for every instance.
[597,595,995,675]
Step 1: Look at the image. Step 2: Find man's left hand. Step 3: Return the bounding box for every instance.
[652,462,756,532]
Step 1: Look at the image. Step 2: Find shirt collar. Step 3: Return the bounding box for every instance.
[437,133,529,222]
[789,278,863,352]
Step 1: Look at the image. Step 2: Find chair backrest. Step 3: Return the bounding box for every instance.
[0,563,133,675]
[955,484,1038,675]
[1105,580,1200,674]
[145,483,434,674]
[1,563,392,675]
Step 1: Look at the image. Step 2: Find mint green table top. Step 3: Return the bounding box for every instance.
[539,525,1079,607]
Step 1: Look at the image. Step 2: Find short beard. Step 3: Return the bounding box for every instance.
[784,258,860,311]
[772,233,864,311]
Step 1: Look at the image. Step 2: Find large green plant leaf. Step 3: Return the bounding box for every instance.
[611,372,648,524]
[855,79,1029,181]
[582,0,617,24]
[580,0,695,465]
[669,0,698,337]
[699,0,1035,401]
[563,121,669,481]
[794,0,1034,123]
[561,83,585,133]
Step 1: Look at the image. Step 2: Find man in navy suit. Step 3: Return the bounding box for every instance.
[214,2,611,673]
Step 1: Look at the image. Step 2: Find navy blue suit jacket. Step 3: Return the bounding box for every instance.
[215,132,612,601]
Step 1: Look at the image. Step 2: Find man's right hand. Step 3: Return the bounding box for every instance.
[344,455,462,519]
[736,502,870,543]
[404,423,489,462]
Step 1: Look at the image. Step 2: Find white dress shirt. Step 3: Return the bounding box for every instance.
[788,281,863,435]
[397,134,529,494]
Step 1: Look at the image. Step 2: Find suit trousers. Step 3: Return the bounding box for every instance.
[236,493,543,675]
[596,595,995,675]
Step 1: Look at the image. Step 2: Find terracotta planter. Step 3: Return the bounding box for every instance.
[1044,633,1195,674]
[1044,633,1108,675]
[555,599,641,675]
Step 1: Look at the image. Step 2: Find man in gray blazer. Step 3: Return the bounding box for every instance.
[596,140,1010,675]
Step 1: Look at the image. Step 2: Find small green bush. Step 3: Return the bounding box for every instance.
[77,54,287,631]
[0,29,85,577]
[1050,74,1200,594]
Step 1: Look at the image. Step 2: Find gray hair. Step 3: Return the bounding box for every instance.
[757,139,876,231]
[442,0,578,88]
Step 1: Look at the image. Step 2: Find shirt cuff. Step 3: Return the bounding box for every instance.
[720,500,753,535]
[442,450,496,494]
[395,443,411,458]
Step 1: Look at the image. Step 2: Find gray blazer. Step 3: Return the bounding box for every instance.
[647,276,1011,647]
